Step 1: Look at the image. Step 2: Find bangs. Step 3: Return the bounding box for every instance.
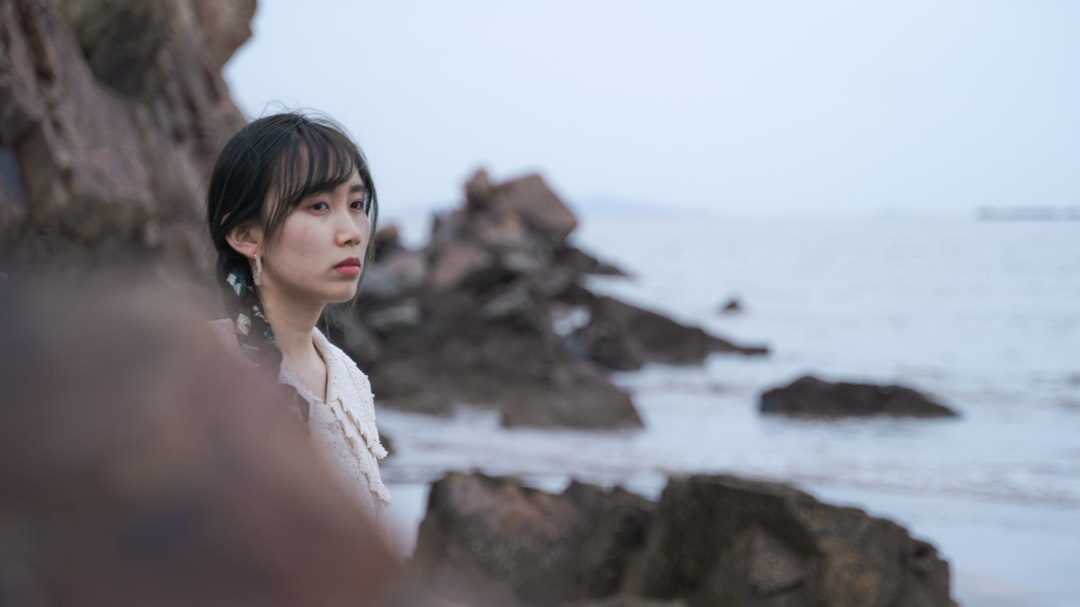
[262,122,369,237]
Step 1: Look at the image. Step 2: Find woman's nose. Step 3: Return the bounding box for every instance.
[337,210,367,246]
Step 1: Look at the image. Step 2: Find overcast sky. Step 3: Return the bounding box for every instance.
[224,1,1080,218]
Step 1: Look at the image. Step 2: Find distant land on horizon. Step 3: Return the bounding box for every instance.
[383,197,1075,227]
[976,206,1080,221]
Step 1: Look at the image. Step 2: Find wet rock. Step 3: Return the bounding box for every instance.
[498,373,640,430]
[489,173,578,243]
[412,472,956,607]
[529,265,579,299]
[366,298,423,334]
[367,316,643,429]
[430,240,496,291]
[382,249,428,291]
[571,296,768,371]
[357,264,403,300]
[360,240,429,301]
[555,245,629,277]
[480,281,538,321]
[428,209,467,256]
[718,297,742,314]
[759,375,959,418]
[373,223,404,256]
[473,203,531,250]
[623,474,956,607]
[464,167,496,209]
[414,472,654,606]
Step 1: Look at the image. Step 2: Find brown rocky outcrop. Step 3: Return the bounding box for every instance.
[412,472,956,607]
[0,0,248,262]
[329,169,767,430]
[759,375,959,418]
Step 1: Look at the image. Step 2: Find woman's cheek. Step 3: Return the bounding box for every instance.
[290,220,319,248]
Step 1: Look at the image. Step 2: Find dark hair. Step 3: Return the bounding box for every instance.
[206,112,379,290]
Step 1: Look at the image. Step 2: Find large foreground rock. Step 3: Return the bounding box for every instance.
[0,0,248,263]
[0,276,398,606]
[760,375,959,418]
[413,472,956,607]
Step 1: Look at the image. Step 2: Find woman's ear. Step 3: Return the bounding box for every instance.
[225,221,264,259]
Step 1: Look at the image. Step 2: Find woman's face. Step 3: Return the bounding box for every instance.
[260,169,371,306]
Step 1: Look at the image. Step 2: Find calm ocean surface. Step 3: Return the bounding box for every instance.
[381,215,1080,607]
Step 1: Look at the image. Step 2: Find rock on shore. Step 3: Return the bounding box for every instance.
[0,0,249,263]
[412,471,956,607]
[326,170,768,430]
[760,375,959,418]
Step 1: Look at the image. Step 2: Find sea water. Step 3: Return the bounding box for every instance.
[380,215,1080,607]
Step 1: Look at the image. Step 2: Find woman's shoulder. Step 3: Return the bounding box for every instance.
[312,328,373,395]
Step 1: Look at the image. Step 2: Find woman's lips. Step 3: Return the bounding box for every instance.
[334,257,362,276]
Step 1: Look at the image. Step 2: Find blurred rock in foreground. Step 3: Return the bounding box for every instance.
[760,375,959,418]
[326,169,768,430]
[0,0,248,265]
[412,471,956,607]
[0,274,401,606]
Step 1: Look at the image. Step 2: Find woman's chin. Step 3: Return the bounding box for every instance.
[324,285,360,304]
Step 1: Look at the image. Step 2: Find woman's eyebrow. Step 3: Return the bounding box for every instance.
[307,183,365,198]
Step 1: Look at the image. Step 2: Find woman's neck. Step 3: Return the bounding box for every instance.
[256,287,324,364]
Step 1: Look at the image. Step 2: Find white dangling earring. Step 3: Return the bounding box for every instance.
[253,254,263,286]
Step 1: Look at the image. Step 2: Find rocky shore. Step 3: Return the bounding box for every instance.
[410,471,957,607]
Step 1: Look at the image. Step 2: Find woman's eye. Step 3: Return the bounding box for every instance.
[350,200,367,211]
[309,202,329,212]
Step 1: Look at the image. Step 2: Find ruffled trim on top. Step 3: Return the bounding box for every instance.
[310,330,392,506]
[212,319,391,508]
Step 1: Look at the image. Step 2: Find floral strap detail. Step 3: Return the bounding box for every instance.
[225,267,275,357]
[224,265,310,423]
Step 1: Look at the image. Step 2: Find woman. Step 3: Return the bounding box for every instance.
[205,112,391,538]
